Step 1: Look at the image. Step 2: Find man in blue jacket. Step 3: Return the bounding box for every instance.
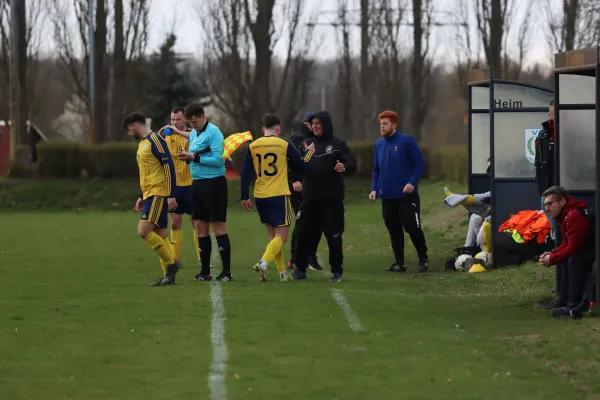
[369,110,429,272]
[176,102,232,282]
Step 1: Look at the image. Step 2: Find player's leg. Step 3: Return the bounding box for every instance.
[381,198,406,272]
[273,225,291,281]
[253,196,291,281]
[321,198,345,282]
[292,198,319,279]
[191,216,200,264]
[398,193,429,272]
[139,196,177,286]
[169,213,184,262]
[191,180,213,281]
[289,189,301,269]
[209,176,232,282]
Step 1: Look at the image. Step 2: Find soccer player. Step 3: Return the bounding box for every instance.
[240,114,306,282]
[123,112,179,287]
[176,102,233,282]
[158,107,200,267]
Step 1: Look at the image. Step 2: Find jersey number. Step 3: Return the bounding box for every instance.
[255,153,278,177]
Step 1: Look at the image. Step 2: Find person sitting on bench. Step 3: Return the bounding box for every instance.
[538,186,595,317]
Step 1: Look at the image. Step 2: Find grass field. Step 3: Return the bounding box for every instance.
[1,179,600,400]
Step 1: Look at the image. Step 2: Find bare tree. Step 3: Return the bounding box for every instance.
[359,0,370,139]
[369,0,409,133]
[451,0,476,100]
[410,0,434,141]
[544,0,600,54]
[336,0,353,136]
[474,0,510,78]
[199,0,317,136]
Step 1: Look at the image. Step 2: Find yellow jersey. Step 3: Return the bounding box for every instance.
[137,131,176,199]
[240,135,305,199]
[164,128,193,187]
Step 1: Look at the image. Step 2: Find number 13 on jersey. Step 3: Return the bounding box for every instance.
[255,152,278,176]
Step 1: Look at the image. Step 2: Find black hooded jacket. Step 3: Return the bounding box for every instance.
[287,120,313,184]
[299,111,357,199]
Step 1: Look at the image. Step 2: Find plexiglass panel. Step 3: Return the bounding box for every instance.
[494,112,549,178]
[471,113,490,173]
[559,74,596,105]
[559,109,596,190]
[493,84,554,109]
[471,87,489,110]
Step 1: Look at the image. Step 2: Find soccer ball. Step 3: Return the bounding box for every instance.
[455,254,472,271]
[474,252,492,267]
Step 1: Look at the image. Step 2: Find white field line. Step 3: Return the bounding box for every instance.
[331,288,365,332]
[208,234,228,400]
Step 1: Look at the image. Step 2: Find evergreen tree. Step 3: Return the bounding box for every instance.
[146,34,209,129]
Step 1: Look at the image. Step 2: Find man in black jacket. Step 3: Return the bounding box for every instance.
[292,111,357,282]
[288,117,323,271]
[534,100,558,239]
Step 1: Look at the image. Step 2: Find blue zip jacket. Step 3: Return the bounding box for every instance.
[371,131,425,199]
[188,122,226,179]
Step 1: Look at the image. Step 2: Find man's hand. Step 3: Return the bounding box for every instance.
[334,160,345,173]
[403,183,415,194]
[163,125,186,136]
[369,191,377,201]
[292,181,302,192]
[539,252,552,266]
[135,198,143,211]
[167,197,178,210]
[304,141,315,152]
[241,199,253,211]
[177,151,194,161]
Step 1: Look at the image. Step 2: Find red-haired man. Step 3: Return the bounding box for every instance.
[370,111,429,272]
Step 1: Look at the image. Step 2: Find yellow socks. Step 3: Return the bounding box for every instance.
[444,187,475,205]
[144,232,175,274]
[261,237,284,265]
[274,249,286,273]
[482,221,492,253]
[171,229,183,261]
[193,234,200,262]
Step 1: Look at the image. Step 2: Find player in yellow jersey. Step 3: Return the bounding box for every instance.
[240,114,306,282]
[158,107,201,269]
[123,111,179,287]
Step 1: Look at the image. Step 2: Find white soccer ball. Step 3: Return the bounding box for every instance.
[474,252,492,267]
[455,254,472,271]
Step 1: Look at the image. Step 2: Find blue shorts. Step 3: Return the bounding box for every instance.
[169,185,193,215]
[140,196,169,229]
[255,195,293,227]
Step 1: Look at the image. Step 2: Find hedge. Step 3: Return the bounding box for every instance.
[9,140,468,183]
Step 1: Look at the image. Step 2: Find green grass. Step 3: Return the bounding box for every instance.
[1,180,600,399]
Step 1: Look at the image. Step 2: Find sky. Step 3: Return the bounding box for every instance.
[143,0,555,68]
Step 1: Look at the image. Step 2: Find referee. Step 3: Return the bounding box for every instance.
[177,102,232,282]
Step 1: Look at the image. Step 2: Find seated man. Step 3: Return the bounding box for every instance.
[444,158,491,251]
[539,186,595,316]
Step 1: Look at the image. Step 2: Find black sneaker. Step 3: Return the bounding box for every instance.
[194,273,212,281]
[308,256,323,271]
[148,277,175,287]
[292,270,307,280]
[551,306,572,318]
[418,260,429,273]
[385,263,406,272]
[538,300,566,310]
[215,272,233,282]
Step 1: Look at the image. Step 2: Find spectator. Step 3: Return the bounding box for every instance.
[369,110,429,273]
[539,186,595,316]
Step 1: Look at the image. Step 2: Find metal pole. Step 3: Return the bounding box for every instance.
[595,48,600,310]
[88,0,95,145]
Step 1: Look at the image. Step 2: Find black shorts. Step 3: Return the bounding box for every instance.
[168,185,193,215]
[255,195,293,227]
[191,176,228,222]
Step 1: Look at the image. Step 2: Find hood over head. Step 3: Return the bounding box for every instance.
[308,110,333,139]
